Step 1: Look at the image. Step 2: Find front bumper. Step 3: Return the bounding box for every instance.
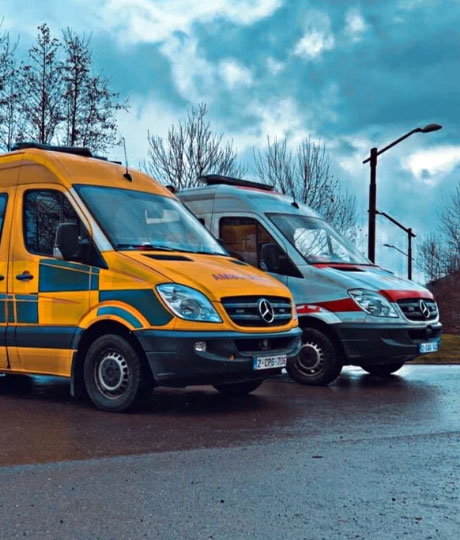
[334,322,442,365]
[135,327,302,386]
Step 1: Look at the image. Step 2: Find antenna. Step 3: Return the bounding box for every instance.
[290,179,299,208]
[122,137,132,181]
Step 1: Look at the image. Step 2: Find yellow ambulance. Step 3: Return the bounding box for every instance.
[0,143,301,412]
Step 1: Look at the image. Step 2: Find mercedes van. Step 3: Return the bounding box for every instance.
[0,146,301,412]
[179,175,442,385]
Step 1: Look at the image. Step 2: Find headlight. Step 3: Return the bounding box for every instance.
[348,289,398,318]
[156,283,222,323]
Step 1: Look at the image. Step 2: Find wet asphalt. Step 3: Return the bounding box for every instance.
[0,365,459,539]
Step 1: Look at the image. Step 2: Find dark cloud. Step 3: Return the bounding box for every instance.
[3,0,459,274]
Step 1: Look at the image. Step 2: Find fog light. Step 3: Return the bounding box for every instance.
[194,341,207,352]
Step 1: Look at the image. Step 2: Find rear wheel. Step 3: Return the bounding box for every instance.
[213,380,263,396]
[84,334,154,412]
[360,362,405,377]
[287,328,343,386]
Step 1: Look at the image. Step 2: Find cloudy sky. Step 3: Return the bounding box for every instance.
[2,0,459,280]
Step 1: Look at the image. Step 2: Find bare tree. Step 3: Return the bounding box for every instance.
[0,26,10,110]
[0,26,22,150]
[420,180,460,282]
[19,24,64,144]
[144,103,245,189]
[254,137,358,237]
[62,28,91,147]
[418,233,448,283]
[62,28,128,152]
[439,180,460,272]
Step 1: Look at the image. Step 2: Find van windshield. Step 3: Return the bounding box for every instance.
[75,185,226,255]
[268,213,369,264]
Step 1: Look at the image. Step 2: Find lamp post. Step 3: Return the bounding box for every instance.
[383,243,416,280]
[363,123,442,264]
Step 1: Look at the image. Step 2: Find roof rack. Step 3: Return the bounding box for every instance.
[12,142,93,157]
[197,174,274,192]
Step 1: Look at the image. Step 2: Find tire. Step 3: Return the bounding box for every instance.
[360,362,405,377]
[83,334,154,412]
[213,380,263,396]
[286,328,343,386]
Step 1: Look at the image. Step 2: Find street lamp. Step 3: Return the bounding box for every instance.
[383,243,416,280]
[384,243,410,257]
[377,210,416,280]
[383,244,414,260]
[363,123,442,264]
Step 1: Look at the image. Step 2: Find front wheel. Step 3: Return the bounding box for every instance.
[360,362,405,377]
[84,334,154,412]
[287,328,343,386]
[213,380,263,396]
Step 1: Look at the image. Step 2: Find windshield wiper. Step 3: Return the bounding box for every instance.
[117,243,227,256]
[193,251,228,256]
[116,243,176,251]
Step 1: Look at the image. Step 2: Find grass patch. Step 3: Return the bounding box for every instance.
[410,334,460,364]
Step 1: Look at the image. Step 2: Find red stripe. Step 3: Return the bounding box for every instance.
[296,304,322,314]
[317,298,362,312]
[379,289,434,302]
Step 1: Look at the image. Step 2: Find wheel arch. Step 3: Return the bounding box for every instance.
[70,320,151,398]
[298,315,346,361]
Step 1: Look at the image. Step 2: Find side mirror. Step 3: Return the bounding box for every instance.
[260,243,284,273]
[259,242,303,278]
[54,222,79,260]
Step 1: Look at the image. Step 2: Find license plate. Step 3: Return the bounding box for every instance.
[253,354,287,370]
[419,342,439,354]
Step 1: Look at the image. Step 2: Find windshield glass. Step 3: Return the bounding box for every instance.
[75,185,226,255]
[268,213,369,264]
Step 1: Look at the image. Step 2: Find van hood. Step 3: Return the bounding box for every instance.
[315,264,433,301]
[121,251,290,301]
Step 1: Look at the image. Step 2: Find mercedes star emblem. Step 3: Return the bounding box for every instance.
[258,298,275,323]
[419,299,431,319]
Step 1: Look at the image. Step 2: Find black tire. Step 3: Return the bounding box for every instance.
[287,328,343,386]
[83,334,154,412]
[360,362,405,377]
[213,380,263,396]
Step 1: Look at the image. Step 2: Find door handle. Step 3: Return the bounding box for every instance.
[16,271,34,281]
[0,275,4,281]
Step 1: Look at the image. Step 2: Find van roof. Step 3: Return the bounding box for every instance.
[0,145,173,197]
[179,183,321,218]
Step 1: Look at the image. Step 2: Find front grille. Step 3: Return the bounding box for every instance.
[397,298,438,322]
[221,295,292,327]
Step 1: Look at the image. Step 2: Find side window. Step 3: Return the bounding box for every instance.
[220,217,259,266]
[24,190,87,259]
[220,216,301,277]
[0,194,8,245]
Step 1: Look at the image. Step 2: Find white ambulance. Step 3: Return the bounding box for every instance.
[178,175,442,385]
